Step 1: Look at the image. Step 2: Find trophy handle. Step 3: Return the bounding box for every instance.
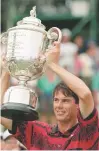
[47,27,62,48]
[1,32,8,44]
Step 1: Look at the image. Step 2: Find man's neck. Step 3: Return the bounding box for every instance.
[57,119,78,133]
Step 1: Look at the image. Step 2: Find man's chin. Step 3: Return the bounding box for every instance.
[56,117,66,121]
[56,116,70,122]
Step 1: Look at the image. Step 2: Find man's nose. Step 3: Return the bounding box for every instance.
[57,100,63,108]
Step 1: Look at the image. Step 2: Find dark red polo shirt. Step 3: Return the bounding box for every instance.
[10,108,99,150]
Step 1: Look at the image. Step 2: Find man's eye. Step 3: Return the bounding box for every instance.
[63,99,69,102]
[54,98,58,102]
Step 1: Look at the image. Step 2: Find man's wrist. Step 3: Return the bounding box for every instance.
[47,62,55,68]
[47,62,59,72]
[0,70,10,80]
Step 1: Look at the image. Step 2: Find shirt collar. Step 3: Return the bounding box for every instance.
[49,123,78,137]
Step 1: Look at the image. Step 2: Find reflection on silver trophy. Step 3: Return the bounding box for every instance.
[1,6,62,121]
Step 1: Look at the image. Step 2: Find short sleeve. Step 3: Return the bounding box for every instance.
[78,108,98,125]
[8,120,50,150]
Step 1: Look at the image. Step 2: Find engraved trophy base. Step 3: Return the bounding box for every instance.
[1,103,39,121]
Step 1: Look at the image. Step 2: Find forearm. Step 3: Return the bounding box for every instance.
[48,63,91,100]
[1,117,12,130]
[0,71,10,105]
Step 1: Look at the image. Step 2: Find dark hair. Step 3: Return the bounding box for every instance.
[53,82,79,104]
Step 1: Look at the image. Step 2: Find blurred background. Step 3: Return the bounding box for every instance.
[1,0,99,41]
[1,0,99,150]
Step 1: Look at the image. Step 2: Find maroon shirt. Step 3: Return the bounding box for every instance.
[10,109,99,150]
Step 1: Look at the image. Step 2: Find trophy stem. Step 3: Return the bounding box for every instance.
[18,80,27,86]
[18,76,30,86]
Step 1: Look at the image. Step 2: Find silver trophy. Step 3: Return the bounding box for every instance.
[1,6,62,121]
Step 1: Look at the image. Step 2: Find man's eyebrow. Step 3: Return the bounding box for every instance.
[54,97,58,99]
[54,97,71,99]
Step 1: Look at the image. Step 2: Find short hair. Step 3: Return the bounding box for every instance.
[61,28,72,37]
[53,82,79,104]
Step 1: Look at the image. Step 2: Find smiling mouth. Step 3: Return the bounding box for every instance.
[56,111,65,115]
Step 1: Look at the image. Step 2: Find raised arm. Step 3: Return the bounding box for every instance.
[0,71,10,104]
[0,62,13,130]
[45,42,94,118]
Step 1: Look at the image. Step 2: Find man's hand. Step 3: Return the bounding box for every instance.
[45,41,60,65]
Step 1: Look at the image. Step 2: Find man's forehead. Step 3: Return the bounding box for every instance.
[54,93,73,100]
[54,90,68,97]
[54,96,73,100]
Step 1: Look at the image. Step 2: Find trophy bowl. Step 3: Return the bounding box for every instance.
[1,6,62,121]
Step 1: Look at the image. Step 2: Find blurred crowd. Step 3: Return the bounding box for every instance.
[1,28,99,150]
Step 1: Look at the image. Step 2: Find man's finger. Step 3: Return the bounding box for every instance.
[53,41,60,48]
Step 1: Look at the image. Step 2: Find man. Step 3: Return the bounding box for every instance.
[78,41,97,90]
[0,42,99,150]
[59,28,78,74]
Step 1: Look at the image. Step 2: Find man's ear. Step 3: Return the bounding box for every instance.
[76,104,79,109]
[31,95,38,109]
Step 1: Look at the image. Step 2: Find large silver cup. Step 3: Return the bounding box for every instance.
[1,6,62,121]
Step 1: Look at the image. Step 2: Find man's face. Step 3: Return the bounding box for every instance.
[53,91,78,123]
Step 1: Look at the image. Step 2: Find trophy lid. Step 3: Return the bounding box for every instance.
[17,6,45,29]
